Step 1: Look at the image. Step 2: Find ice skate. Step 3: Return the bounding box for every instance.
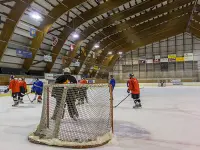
[133,103,142,109]
[12,101,19,107]
[37,100,42,103]
[20,100,24,104]
[37,95,42,103]
[19,98,24,104]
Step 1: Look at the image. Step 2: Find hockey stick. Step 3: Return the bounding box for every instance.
[21,92,32,102]
[114,94,131,108]
[26,93,32,102]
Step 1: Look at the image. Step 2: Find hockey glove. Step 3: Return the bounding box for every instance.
[127,89,130,93]
[4,88,9,93]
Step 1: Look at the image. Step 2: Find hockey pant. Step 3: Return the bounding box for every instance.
[131,94,141,104]
[19,86,26,102]
[52,88,78,119]
[12,93,19,103]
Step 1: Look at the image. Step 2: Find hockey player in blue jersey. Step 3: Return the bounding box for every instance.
[109,75,116,91]
[31,78,43,103]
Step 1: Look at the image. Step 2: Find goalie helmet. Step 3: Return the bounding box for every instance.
[63,67,71,74]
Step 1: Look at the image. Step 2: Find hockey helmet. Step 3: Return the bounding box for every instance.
[129,73,134,77]
[63,67,71,73]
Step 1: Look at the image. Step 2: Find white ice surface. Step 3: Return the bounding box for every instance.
[0,87,200,150]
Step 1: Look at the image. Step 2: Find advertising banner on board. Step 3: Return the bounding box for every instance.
[176,57,184,62]
[168,54,176,62]
[184,53,193,61]
[52,36,58,46]
[16,49,32,58]
[139,56,146,64]
[44,55,52,62]
[170,79,183,85]
[160,58,168,62]
[30,28,36,38]
[146,59,153,64]
[93,66,99,70]
[133,59,139,65]
[0,86,8,94]
[153,55,160,63]
[72,61,80,67]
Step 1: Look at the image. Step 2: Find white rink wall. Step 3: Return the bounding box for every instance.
[115,82,200,87]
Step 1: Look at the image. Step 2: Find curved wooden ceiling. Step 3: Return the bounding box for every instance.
[0,0,198,77]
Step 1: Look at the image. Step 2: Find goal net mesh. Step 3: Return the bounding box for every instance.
[28,84,113,148]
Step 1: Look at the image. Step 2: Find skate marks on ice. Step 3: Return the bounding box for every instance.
[114,121,150,139]
[113,121,200,150]
[3,124,36,136]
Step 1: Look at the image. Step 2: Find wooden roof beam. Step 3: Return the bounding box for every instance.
[76,0,194,74]
[0,0,34,60]
[22,0,87,71]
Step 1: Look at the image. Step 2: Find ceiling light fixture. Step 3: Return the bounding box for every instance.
[72,32,79,39]
[30,12,42,20]
[94,44,100,48]
[118,52,123,55]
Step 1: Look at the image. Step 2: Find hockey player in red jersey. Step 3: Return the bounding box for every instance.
[127,74,142,108]
[9,77,20,107]
[18,77,27,103]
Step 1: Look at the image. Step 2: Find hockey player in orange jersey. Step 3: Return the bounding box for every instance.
[9,76,20,107]
[127,74,142,108]
[18,77,27,104]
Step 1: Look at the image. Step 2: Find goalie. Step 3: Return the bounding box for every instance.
[127,74,142,108]
[52,68,79,121]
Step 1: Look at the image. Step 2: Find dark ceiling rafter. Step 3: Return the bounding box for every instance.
[62,0,168,68]
[97,26,187,77]
[93,17,189,76]
[0,0,15,4]
[45,0,133,72]
[22,0,87,71]
[83,2,194,75]
[0,0,197,74]
[0,0,34,60]
[188,17,200,37]
[80,0,194,75]
[85,13,192,75]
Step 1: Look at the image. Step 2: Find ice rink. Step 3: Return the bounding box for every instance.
[0,86,200,150]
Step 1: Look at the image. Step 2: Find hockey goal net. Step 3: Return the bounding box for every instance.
[28,84,113,148]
